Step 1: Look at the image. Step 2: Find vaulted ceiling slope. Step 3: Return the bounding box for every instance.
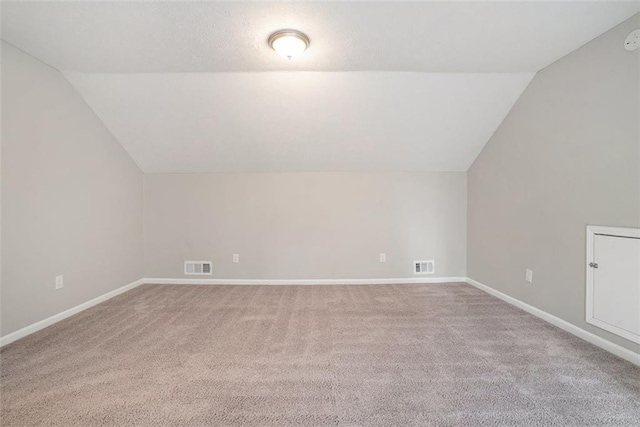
[63,72,534,172]
[2,1,638,172]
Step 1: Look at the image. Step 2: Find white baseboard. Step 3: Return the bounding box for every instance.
[0,278,144,348]
[465,277,640,367]
[143,277,467,286]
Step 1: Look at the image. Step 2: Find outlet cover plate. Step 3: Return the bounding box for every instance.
[525,269,533,283]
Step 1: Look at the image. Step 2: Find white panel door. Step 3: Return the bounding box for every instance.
[588,230,640,343]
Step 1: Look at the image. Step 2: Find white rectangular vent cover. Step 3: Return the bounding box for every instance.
[184,261,212,275]
[414,260,435,275]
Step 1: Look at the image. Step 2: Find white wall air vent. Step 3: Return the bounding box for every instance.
[184,261,212,275]
[414,260,435,275]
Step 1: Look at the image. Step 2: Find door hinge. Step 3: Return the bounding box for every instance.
[589,262,599,269]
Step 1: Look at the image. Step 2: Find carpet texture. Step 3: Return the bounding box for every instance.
[1,283,639,426]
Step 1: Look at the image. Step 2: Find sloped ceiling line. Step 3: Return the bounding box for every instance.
[3,1,638,172]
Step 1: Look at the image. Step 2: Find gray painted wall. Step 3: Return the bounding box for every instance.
[467,14,640,352]
[144,172,467,280]
[1,42,144,335]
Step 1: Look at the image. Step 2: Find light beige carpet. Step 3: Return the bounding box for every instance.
[1,283,639,426]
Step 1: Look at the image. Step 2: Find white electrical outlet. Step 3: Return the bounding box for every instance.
[379,253,386,263]
[55,275,64,290]
[233,254,240,263]
[525,269,533,283]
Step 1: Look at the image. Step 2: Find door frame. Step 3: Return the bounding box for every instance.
[586,225,640,344]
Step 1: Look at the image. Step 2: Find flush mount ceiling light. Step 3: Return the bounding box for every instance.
[268,30,310,60]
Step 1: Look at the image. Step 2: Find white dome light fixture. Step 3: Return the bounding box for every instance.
[268,30,310,60]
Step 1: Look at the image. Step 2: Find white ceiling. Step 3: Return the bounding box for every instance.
[64,72,534,172]
[3,1,639,73]
[2,1,638,172]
